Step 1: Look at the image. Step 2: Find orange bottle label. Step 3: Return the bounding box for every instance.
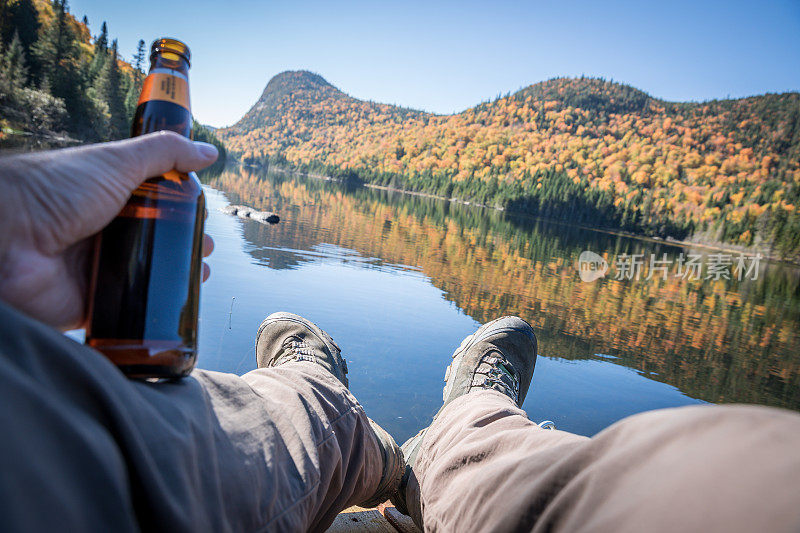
[138,72,190,109]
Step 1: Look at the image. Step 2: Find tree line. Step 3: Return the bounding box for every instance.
[221,72,800,259]
[0,0,225,159]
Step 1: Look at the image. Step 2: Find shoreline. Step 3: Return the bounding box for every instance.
[364,183,796,265]
[247,164,799,267]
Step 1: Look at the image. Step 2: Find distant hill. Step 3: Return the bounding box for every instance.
[233,70,422,132]
[220,71,800,258]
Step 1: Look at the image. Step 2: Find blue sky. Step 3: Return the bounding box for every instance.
[70,0,800,128]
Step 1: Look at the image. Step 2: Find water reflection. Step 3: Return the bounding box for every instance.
[198,166,800,441]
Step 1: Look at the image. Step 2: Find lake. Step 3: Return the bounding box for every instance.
[196,166,800,444]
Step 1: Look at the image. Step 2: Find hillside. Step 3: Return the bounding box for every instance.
[219,71,800,258]
[0,0,225,155]
[0,0,139,142]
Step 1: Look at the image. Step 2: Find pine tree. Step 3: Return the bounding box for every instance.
[124,38,145,119]
[0,31,27,104]
[0,29,67,133]
[133,38,146,72]
[0,0,39,49]
[92,38,126,138]
[88,20,108,80]
[12,0,38,50]
[94,21,108,53]
[0,0,39,80]
[33,0,91,134]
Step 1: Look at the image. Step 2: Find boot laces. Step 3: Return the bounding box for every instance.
[472,352,520,403]
[274,337,317,366]
[274,336,348,376]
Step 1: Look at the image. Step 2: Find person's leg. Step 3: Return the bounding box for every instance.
[414,392,800,532]
[391,315,542,527]
[193,362,396,531]
[393,316,800,532]
[234,311,403,529]
[403,389,586,530]
[0,301,398,532]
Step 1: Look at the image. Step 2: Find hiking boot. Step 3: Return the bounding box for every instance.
[255,311,349,386]
[255,312,403,507]
[390,316,538,521]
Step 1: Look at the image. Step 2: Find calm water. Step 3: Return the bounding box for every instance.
[197,166,800,443]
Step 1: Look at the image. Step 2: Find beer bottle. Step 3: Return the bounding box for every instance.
[85,38,205,379]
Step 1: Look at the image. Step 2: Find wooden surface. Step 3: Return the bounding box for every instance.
[326,506,395,532]
[325,504,421,533]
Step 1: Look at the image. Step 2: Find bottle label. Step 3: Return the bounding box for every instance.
[138,70,190,110]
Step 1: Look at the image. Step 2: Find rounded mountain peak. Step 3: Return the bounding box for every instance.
[259,70,334,102]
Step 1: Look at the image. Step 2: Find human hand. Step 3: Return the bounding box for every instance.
[0,131,218,330]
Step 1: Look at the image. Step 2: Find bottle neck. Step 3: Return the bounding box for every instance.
[131,53,192,138]
[150,53,190,77]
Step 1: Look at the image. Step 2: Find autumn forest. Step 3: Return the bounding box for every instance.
[220,71,800,260]
[0,0,226,154]
[2,1,798,260]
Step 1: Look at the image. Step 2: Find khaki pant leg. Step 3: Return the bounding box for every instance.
[413,390,800,533]
[0,300,383,532]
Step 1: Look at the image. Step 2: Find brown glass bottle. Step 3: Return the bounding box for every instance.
[85,38,205,379]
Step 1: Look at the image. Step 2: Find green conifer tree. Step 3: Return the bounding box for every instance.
[0,0,39,81]
[32,0,94,136]
[0,31,28,101]
[0,0,39,49]
[124,38,145,120]
[92,38,126,138]
[88,20,108,80]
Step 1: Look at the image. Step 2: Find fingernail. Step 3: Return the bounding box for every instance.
[195,142,218,159]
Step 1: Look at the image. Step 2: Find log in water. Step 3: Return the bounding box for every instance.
[219,204,280,224]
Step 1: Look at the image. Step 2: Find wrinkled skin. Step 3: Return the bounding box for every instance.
[0,131,218,330]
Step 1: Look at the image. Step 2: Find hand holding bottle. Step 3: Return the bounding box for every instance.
[0,131,218,331]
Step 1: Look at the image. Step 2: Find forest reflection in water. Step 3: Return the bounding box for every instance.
[197,166,800,441]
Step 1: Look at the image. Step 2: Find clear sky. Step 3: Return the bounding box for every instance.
[69,0,800,128]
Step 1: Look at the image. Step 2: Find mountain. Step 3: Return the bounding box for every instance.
[232,70,422,133]
[219,71,800,258]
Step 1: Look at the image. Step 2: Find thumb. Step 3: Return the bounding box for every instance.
[124,130,219,180]
[87,130,218,191]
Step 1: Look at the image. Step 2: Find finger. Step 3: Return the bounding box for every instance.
[40,131,219,195]
[72,131,219,192]
[203,234,214,257]
[127,131,219,178]
[202,262,210,282]
[7,132,219,199]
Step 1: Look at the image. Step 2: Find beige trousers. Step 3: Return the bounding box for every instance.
[0,300,381,532]
[408,390,800,532]
[0,300,798,532]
